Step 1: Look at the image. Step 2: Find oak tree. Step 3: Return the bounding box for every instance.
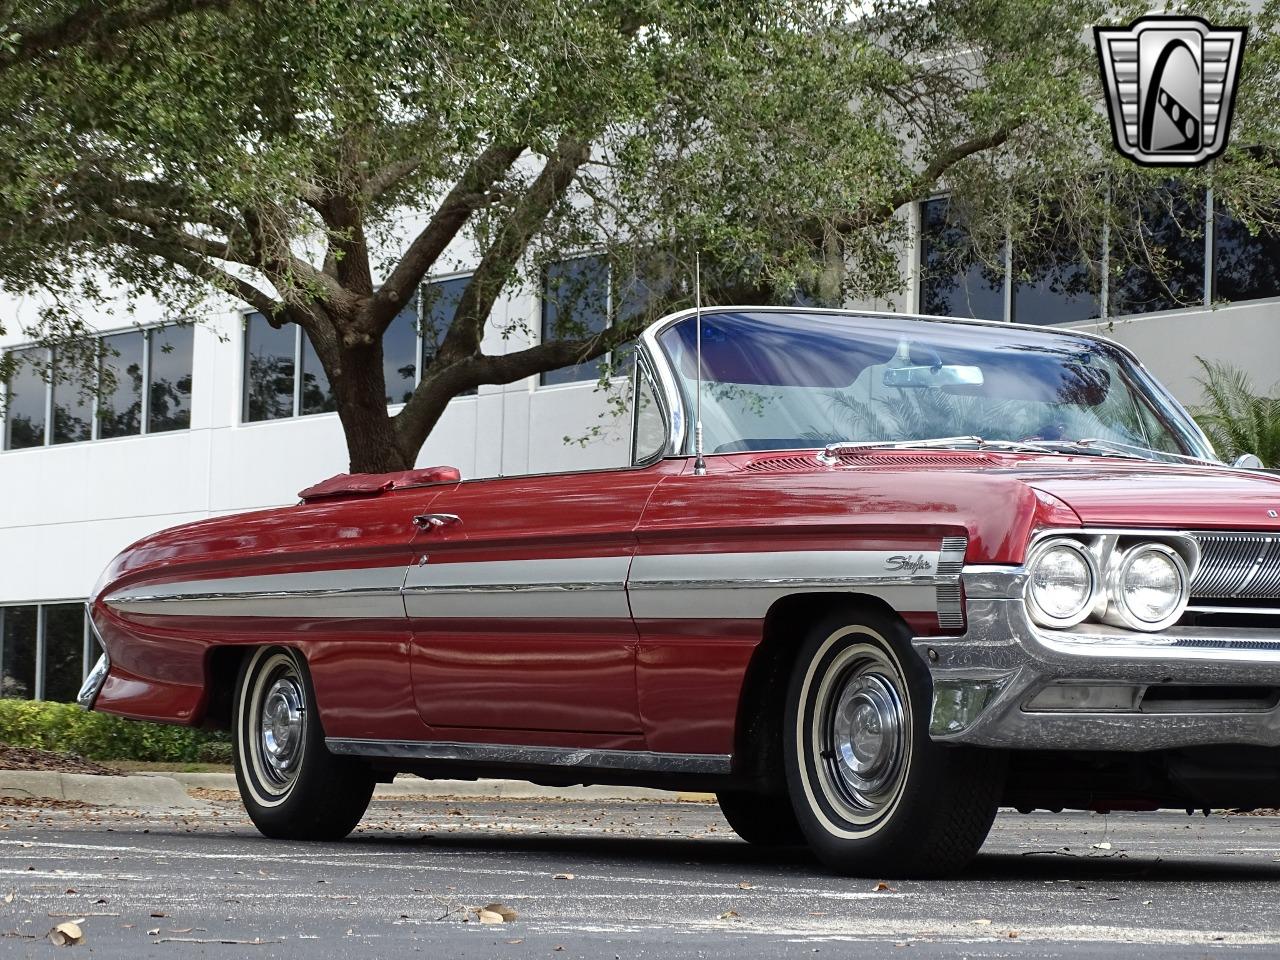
[3,0,1279,471]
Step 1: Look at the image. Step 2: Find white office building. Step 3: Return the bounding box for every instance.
[2,191,1279,701]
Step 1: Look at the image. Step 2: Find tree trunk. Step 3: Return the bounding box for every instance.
[329,339,412,474]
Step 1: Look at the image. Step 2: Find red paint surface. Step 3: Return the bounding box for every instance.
[89,448,1280,762]
[407,464,677,733]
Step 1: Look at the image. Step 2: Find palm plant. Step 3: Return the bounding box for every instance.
[1193,358,1280,468]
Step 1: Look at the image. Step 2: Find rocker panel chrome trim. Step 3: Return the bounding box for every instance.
[325,738,732,774]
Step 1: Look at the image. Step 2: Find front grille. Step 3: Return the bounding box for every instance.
[1190,532,1280,600]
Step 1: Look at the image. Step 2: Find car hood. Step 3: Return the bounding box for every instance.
[1011,460,1280,531]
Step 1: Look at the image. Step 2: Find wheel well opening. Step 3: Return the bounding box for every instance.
[732,592,904,789]
[203,646,251,730]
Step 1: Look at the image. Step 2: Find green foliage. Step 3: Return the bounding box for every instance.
[1193,358,1280,467]
[4,0,1280,469]
[0,699,230,763]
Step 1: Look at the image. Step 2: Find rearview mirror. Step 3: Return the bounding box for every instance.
[883,364,985,389]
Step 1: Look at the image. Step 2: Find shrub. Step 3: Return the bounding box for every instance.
[0,699,230,763]
[1193,358,1280,468]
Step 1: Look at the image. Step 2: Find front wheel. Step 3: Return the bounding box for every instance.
[234,646,375,840]
[716,790,806,846]
[783,608,1005,878]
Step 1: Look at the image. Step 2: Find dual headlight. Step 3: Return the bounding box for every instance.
[1025,536,1191,633]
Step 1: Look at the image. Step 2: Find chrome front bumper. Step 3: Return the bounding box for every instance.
[915,566,1280,752]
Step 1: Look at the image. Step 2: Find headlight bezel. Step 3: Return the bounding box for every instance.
[1024,536,1100,629]
[1101,541,1191,632]
[1019,529,1199,634]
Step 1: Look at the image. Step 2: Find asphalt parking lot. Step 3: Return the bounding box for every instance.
[0,793,1278,958]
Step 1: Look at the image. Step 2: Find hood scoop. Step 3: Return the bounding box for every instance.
[743,451,999,472]
[298,465,461,502]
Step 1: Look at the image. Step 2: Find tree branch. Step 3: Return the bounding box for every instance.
[363,155,426,202]
[435,136,592,360]
[839,125,1015,232]
[1,0,231,69]
[112,222,281,318]
[368,141,524,330]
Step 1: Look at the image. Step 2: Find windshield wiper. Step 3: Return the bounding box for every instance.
[1036,437,1224,467]
[815,435,1220,466]
[816,436,1061,464]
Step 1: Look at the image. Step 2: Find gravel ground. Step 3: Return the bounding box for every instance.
[0,796,1277,958]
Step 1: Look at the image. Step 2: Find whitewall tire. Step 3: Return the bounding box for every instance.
[233,646,375,840]
[783,607,1004,877]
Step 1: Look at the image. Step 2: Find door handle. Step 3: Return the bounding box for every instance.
[412,513,461,531]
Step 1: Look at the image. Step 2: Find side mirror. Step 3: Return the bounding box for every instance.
[1233,453,1265,470]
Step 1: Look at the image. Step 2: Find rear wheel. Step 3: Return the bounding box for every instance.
[716,790,805,846]
[783,607,1004,878]
[234,646,375,840]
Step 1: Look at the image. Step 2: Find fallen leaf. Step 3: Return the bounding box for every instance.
[873,882,897,892]
[552,873,574,881]
[737,882,754,890]
[719,910,740,920]
[47,922,84,947]
[1092,842,1112,851]
[477,910,504,925]
[1007,930,1020,939]
[482,903,518,923]
[2,890,12,904]
[972,918,992,926]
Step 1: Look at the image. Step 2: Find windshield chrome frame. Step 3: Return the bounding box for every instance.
[638,305,1218,463]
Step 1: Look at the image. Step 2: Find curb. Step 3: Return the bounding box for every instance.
[0,770,713,810]
[0,770,207,811]
[167,771,714,803]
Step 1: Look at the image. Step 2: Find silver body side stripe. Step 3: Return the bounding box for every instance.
[402,556,632,619]
[103,549,954,620]
[102,565,409,619]
[627,550,943,619]
[325,738,731,774]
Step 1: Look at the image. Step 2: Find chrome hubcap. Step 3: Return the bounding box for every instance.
[258,675,305,787]
[822,655,908,815]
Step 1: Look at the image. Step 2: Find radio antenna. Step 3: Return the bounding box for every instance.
[692,252,707,476]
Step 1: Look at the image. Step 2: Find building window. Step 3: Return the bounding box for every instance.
[540,255,614,386]
[0,603,94,702]
[148,324,194,432]
[52,345,93,444]
[1110,188,1206,315]
[3,347,48,450]
[387,291,422,404]
[0,605,36,699]
[421,277,476,397]
[299,329,336,417]
[243,289,444,422]
[1213,205,1280,303]
[3,324,192,451]
[243,313,296,421]
[1011,204,1102,325]
[918,197,1006,322]
[98,331,144,438]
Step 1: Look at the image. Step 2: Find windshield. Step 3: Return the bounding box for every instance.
[657,311,1200,457]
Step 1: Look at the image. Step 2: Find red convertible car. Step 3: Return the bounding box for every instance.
[82,307,1280,877]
